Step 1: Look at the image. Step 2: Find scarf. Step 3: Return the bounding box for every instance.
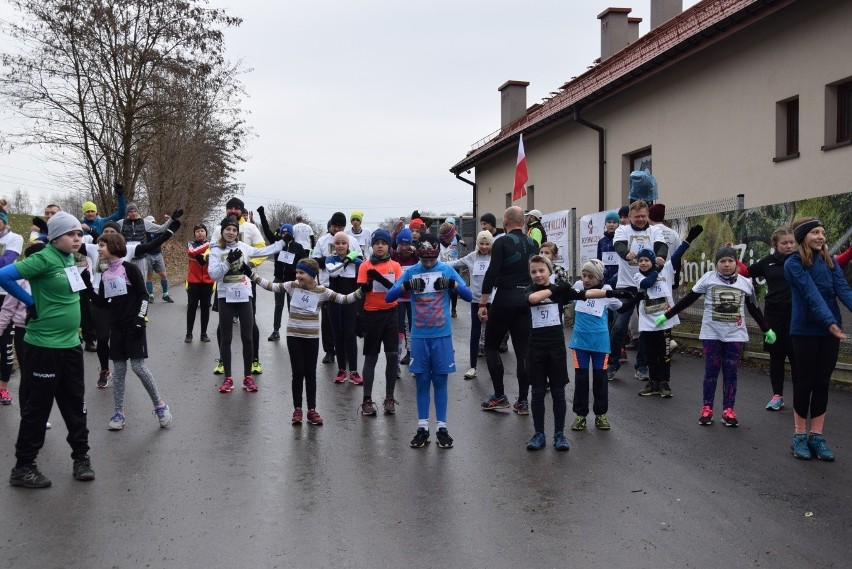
[102,258,128,285]
[716,271,738,285]
[370,252,391,264]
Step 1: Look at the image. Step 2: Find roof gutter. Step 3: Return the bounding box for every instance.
[573,105,606,212]
[455,173,477,222]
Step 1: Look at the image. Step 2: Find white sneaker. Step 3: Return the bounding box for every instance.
[669,339,678,351]
[463,367,477,379]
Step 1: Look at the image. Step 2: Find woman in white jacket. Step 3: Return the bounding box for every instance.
[208,216,284,393]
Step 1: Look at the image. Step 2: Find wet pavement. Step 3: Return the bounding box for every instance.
[1,262,850,568]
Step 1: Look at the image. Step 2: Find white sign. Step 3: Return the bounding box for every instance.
[541,210,571,270]
[579,211,610,268]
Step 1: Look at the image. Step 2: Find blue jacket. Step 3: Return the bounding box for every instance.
[784,251,852,336]
[79,194,126,238]
[596,230,618,287]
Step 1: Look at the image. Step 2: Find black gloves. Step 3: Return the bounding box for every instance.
[367,269,394,290]
[25,303,37,323]
[433,276,452,290]
[241,263,253,277]
[686,224,704,243]
[113,182,124,195]
[408,278,426,293]
[194,254,207,266]
[256,206,265,216]
[226,248,243,263]
[167,219,182,234]
[606,289,635,300]
[171,209,184,221]
[80,269,92,289]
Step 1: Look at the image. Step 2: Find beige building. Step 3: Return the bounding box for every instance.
[451,0,852,220]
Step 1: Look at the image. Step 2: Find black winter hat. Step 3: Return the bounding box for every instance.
[329,212,347,228]
[480,212,497,227]
[225,197,245,210]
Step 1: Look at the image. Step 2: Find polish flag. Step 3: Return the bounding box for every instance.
[513,134,528,201]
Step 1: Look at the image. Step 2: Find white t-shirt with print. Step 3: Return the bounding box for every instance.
[613,224,663,288]
[692,271,755,342]
[312,232,361,286]
[633,262,679,332]
[293,222,315,251]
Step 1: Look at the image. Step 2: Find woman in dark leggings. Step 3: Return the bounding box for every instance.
[784,217,852,461]
[737,227,797,411]
[186,224,214,343]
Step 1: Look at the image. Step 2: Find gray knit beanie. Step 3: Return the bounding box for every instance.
[47,211,83,241]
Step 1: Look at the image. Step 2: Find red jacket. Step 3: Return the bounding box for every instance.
[186,241,213,285]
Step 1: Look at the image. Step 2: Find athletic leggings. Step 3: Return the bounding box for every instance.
[643,330,671,382]
[186,282,214,335]
[396,301,411,357]
[572,349,608,417]
[468,303,484,369]
[531,385,567,434]
[415,372,448,426]
[112,358,163,413]
[272,279,287,331]
[791,335,838,419]
[702,340,744,409]
[328,302,358,371]
[767,325,796,396]
[216,299,254,377]
[92,304,112,372]
[287,336,319,409]
[0,296,14,382]
[484,304,531,399]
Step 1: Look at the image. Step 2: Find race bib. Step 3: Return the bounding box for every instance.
[278,250,295,264]
[575,298,605,317]
[372,272,396,292]
[413,272,440,295]
[66,267,87,292]
[225,283,250,303]
[602,251,619,266]
[291,290,320,312]
[647,282,667,299]
[103,276,128,298]
[531,304,561,328]
[472,260,489,276]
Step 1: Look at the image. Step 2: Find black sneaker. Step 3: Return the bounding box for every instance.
[321,352,335,364]
[84,341,97,352]
[400,351,411,365]
[268,331,280,341]
[410,427,430,448]
[200,333,211,343]
[9,464,51,488]
[436,427,454,449]
[162,295,174,304]
[659,382,673,398]
[638,381,660,396]
[72,456,95,482]
[184,334,192,343]
[97,369,111,388]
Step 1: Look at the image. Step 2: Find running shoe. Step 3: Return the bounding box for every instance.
[807,434,835,461]
[481,394,510,410]
[349,371,363,385]
[162,295,174,304]
[498,340,509,353]
[72,456,95,481]
[607,365,619,381]
[463,367,477,379]
[698,406,713,426]
[108,412,126,430]
[659,382,673,398]
[400,351,411,365]
[765,395,784,411]
[791,433,811,460]
[634,366,650,380]
[200,334,211,343]
[451,309,457,318]
[721,407,738,427]
[478,345,485,357]
[410,427,430,448]
[154,404,172,428]
[571,416,587,431]
[213,359,225,375]
[359,400,377,416]
[669,339,679,351]
[219,376,234,393]
[243,376,259,392]
[638,381,660,396]
[0,388,12,405]
[553,431,570,452]
[436,427,454,449]
[9,463,51,488]
[382,397,397,415]
[251,359,263,374]
[306,409,323,425]
[513,399,530,415]
[84,341,97,352]
[594,415,611,430]
[267,331,280,341]
[97,369,111,388]
[292,408,303,424]
[184,334,192,343]
[321,352,335,364]
[148,294,155,302]
[334,369,347,383]
[526,432,546,451]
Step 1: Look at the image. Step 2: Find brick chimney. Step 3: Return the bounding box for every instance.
[598,8,632,61]
[628,17,642,42]
[499,80,530,128]
[651,0,683,29]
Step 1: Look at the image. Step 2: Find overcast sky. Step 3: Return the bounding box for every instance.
[0,0,697,225]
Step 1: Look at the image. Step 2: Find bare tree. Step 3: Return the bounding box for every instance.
[10,186,32,214]
[0,0,243,213]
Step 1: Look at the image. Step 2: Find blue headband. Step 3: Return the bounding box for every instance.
[296,261,317,278]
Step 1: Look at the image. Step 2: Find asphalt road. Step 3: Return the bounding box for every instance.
[1,262,850,569]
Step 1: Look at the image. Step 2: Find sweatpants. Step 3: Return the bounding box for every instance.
[216,299,254,377]
[15,344,89,467]
[572,349,609,417]
[642,329,671,382]
[361,308,398,401]
[528,345,569,433]
[791,335,838,419]
[92,304,111,372]
[468,303,484,369]
[0,295,16,382]
[702,340,744,409]
[320,304,335,355]
[186,282,214,336]
[287,336,319,409]
[484,303,530,400]
[329,302,358,372]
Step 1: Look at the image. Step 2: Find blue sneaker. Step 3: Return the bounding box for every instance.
[765,395,784,411]
[108,412,126,431]
[154,404,172,428]
[606,365,619,381]
[481,394,510,411]
[791,433,811,460]
[553,431,570,452]
[526,432,546,451]
[807,434,835,461]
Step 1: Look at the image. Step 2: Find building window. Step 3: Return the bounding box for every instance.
[623,147,652,204]
[774,96,799,162]
[505,192,511,209]
[822,78,852,151]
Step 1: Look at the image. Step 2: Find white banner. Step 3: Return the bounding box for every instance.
[541,210,571,269]
[579,211,609,267]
